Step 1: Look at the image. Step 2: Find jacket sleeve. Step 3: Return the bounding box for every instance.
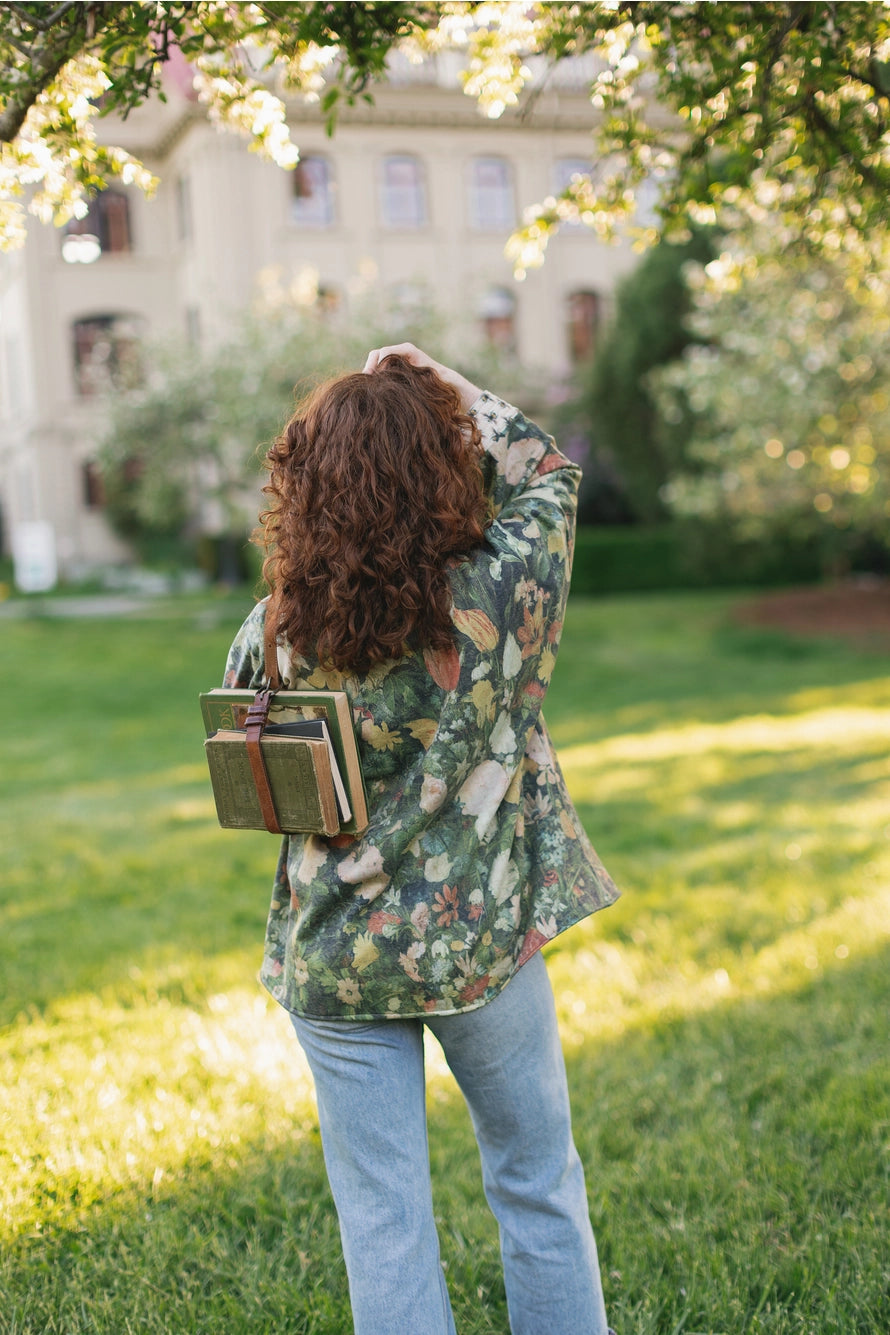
[415,391,579,805]
[222,600,268,689]
[338,392,581,889]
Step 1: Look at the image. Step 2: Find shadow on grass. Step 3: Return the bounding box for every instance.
[3,592,889,1025]
[548,598,890,744]
[1,726,882,1026]
[3,948,888,1335]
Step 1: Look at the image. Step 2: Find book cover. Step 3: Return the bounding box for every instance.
[204,731,340,835]
[200,688,369,835]
[264,718,352,823]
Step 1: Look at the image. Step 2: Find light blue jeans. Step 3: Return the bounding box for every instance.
[290,951,610,1335]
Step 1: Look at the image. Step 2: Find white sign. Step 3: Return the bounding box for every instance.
[13,521,58,593]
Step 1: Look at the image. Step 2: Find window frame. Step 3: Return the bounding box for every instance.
[565,289,600,364]
[62,189,133,259]
[71,312,145,398]
[467,155,516,231]
[379,153,428,230]
[478,285,517,354]
[291,154,336,228]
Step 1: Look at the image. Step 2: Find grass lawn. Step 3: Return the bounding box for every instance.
[0,588,888,1334]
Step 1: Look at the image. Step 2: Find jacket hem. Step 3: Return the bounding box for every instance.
[259,882,620,1023]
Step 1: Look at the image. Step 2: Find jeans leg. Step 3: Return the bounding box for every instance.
[290,1013,456,1335]
[426,952,609,1335]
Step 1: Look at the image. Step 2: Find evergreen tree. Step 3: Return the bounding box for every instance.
[582,229,714,522]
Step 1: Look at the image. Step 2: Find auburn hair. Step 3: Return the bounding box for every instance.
[258,355,491,673]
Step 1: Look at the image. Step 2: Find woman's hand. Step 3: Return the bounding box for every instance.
[362,343,482,412]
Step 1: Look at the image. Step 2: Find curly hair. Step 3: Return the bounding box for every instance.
[258,356,491,673]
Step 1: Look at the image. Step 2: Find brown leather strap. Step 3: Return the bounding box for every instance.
[264,594,282,690]
[245,688,281,834]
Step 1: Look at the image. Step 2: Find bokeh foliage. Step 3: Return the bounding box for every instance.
[653,224,890,567]
[2,3,888,264]
[97,285,528,562]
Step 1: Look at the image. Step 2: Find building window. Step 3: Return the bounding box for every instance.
[380,154,427,229]
[175,176,192,244]
[62,190,132,262]
[82,460,106,509]
[566,290,600,363]
[468,156,515,231]
[72,314,144,397]
[292,155,336,226]
[479,286,517,352]
[553,158,592,230]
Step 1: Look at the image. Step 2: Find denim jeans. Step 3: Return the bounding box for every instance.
[290,951,610,1335]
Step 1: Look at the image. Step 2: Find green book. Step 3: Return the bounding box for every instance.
[200,688,369,835]
[204,730,340,835]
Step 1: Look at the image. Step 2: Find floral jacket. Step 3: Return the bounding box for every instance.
[223,392,619,1019]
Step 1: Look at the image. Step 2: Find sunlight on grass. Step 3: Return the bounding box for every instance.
[5,677,887,1245]
[562,702,890,768]
[552,688,890,1044]
[2,594,889,1333]
[546,885,890,1051]
[1,985,317,1236]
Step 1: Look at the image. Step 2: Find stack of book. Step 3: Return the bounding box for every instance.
[201,689,368,837]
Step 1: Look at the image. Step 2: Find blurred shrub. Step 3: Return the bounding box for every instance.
[99,283,534,567]
[653,222,890,554]
[570,520,838,596]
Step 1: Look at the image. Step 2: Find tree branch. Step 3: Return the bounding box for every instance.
[758,1,811,134]
[802,89,888,191]
[0,29,85,142]
[2,0,81,33]
[0,2,121,143]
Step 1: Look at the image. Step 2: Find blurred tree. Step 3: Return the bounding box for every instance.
[98,282,529,567]
[1,2,887,260]
[579,227,715,522]
[651,225,890,568]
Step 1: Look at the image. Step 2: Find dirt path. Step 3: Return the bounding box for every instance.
[735,578,890,644]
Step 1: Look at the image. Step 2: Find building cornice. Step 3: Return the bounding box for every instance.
[103,83,604,162]
[285,87,599,135]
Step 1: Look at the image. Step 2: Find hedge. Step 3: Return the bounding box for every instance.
[569,524,831,596]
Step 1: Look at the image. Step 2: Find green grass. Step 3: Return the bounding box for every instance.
[1,588,888,1334]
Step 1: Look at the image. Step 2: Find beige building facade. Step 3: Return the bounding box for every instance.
[0,55,641,581]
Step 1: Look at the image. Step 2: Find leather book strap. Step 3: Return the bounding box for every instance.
[245,689,281,834]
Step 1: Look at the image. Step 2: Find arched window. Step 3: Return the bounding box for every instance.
[380,154,427,228]
[566,290,600,363]
[478,286,517,352]
[72,314,145,397]
[468,157,515,230]
[62,190,132,262]
[292,155,336,226]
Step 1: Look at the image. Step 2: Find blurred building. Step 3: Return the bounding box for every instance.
[0,52,643,580]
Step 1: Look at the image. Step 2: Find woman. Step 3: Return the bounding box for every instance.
[223,344,619,1334]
